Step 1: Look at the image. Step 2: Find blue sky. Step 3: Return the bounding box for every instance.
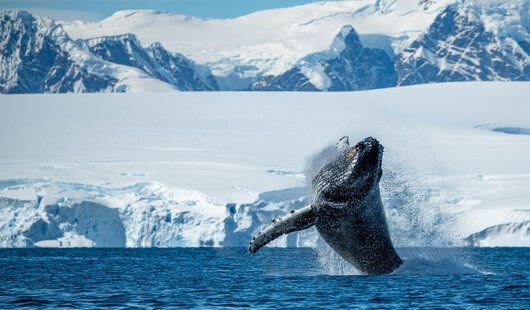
[0,0,336,20]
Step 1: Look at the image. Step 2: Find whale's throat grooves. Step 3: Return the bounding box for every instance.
[315,186,402,274]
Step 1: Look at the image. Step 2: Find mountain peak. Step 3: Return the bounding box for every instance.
[1,9,40,33]
[338,24,355,36]
[330,25,361,55]
[1,9,33,20]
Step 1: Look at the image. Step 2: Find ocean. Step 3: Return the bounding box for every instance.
[0,248,528,308]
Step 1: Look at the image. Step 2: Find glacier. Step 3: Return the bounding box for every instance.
[0,82,529,247]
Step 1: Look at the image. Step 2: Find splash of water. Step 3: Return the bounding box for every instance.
[315,240,361,275]
[394,257,480,275]
[381,168,457,247]
[304,137,473,275]
[393,248,487,275]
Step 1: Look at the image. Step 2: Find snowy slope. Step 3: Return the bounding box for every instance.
[0,82,529,247]
[0,10,176,93]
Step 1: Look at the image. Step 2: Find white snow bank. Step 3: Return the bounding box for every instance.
[0,82,529,247]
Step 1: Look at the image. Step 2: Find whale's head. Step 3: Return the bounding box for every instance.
[312,137,383,206]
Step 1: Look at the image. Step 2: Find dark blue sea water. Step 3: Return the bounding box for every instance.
[0,248,528,309]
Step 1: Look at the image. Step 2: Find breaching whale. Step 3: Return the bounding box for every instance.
[248,137,402,274]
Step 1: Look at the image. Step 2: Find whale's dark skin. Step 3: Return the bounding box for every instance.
[249,137,402,275]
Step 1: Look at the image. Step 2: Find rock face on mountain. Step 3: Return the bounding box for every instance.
[320,26,397,91]
[396,2,530,85]
[252,26,396,91]
[261,1,528,91]
[0,10,217,93]
[0,10,118,93]
[250,68,319,91]
[84,34,219,91]
[264,1,529,92]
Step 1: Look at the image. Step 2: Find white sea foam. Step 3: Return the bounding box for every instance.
[316,246,485,276]
[393,257,481,275]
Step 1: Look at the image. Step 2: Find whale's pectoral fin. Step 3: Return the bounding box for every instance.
[248,205,317,254]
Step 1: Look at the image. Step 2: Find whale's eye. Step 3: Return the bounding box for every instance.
[346,149,357,159]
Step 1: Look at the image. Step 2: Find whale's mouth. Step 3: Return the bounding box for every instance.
[311,137,383,206]
[346,137,381,174]
[348,138,383,196]
[346,148,357,159]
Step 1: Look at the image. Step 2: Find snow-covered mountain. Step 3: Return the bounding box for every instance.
[252,0,529,91]
[251,26,396,91]
[61,0,453,89]
[0,10,176,93]
[0,10,218,93]
[84,34,219,91]
[397,0,530,85]
[1,0,529,92]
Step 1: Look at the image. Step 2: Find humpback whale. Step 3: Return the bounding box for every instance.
[249,137,402,274]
